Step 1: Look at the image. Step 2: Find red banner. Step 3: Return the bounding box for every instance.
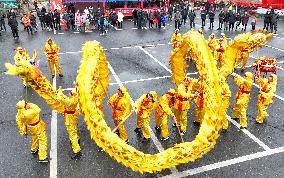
[114,8,163,17]
[50,0,64,13]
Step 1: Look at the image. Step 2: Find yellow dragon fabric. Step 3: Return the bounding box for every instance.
[5,31,271,173]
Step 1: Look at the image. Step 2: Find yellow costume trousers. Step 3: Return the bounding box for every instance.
[174,109,188,132]
[48,57,62,75]
[232,99,249,128]
[216,59,223,70]
[137,115,151,139]
[241,53,249,70]
[194,106,204,123]
[114,118,128,141]
[256,103,269,124]
[29,121,48,160]
[221,98,230,129]
[155,113,169,138]
[65,114,80,154]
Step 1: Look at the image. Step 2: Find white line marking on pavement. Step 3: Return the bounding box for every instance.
[132,28,138,30]
[277,66,284,71]
[66,51,81,54]
[110,48,120,50]
[275,36,284,40]
[73,31,80,34]
[50,69,57,178]
[137,46,172,73]
[265,45,284,52]
[157,43,166,46]
[161,146,284,178]
[228,118,270,151]
[122,75,171,84]
[122,47,131,49]
[108,62,178,173]
[58,33,64,35]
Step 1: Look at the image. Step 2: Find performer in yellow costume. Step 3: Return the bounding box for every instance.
[14,47,30,87]
[255,74,277,124]
[57,87,81,156]
[207,33,218,54]
[16,100,48,162]
[219,76,231,130]
[133,91,157,141]
[216,38,226,69]
[220,33,227,47]
[232,72,253,128]
[193,74,206,124]
[235,47,251,72]
[155,89,176,141]
[171,29,182,49]
[174,77,196,135]
[44,38,63,78]
[108,86,131,142]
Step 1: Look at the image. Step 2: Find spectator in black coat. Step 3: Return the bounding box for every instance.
[241,11,249,31]
[208,10,215,29]
[8,16,19,39]
[217,10,225,30]
[201,8,207,29]
[53,9,61,30]
[132,9,138,26]
[228,10,236,31]
[223,11,229,31]
[0,11,6,31]
[188,10,196,29]
[168,4,173,21]
[263,10,271,31]
[270,9,279,34]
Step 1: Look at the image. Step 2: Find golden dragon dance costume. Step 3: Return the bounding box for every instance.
[16,100,48,161]
[232,72,253,128]
[108,87,131,142]
[155,89,175,139]
[255,75,277,124]
[133,91,157,139]
[220,76,231,129]
[44,39,62,76]
[57,88,81,154]
[174,78,195,133]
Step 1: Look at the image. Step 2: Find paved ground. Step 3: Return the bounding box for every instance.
[0,13,284,178]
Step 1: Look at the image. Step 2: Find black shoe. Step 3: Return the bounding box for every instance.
[241,69,245,73]
[52,75,55,78]
[125,139,129,144]
[142,137,150,143]
[59,74,63,77]
[71,151,82,160]
[172,123,177,127]
[134,128,141,133]
[31,149,38,154]
[181,131,186,136]
[38,158,49,163]
[193,121,200,125]
[240,126,246,129]
[154,126,161,131]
